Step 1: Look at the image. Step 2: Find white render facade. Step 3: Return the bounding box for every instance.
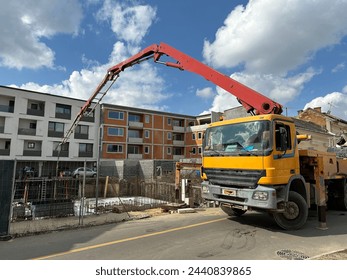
[0,86,99,175]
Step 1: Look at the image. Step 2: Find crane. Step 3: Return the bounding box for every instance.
[60,42,282,145]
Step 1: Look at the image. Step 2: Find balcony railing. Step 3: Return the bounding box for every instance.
[78,151,93,157]
[173,140,185,146]
[128,137,143,144]
[128,154,143,159]
[128,121,143,129]
[27,108,44,117]
[173,126,185,132]
[0,149,10,156]
[0,105,14,113]
[23,150,42,157]
[55,112,71,120]
[74,133,89,140]
[48,131,64,138]
[18,128,36,136]
[53,150,69,157]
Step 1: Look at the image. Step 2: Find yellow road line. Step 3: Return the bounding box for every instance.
[33,217,226,260]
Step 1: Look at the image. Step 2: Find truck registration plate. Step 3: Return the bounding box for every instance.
[222,189,236,196]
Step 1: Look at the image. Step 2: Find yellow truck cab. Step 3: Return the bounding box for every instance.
[201,114,310,230]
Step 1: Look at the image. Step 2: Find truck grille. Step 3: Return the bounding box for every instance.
[204,168,265,189]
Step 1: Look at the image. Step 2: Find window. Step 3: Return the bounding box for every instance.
[198,132,202,139]
[128,130,140,138]
[192,133,196,140]
[128,145,139,154]
[5,141,11,150]
[167,132,172,140]
[145,115,150,123]
[167,118,171,125]
[48,122,64,132]
[76,125,88,135]
[108,110,124,120]
[275,123,292,151]
[29,122,36,129]
[167,147,171,155]
[79,143,93,153]
[78,143,93,157]
[198,147,202,154]
[190,147,196,154]
[145,130,150,138]
[107,144,123,153]
[107,127,124,136]
[55,104,71,119]
[144,146,150,154]
[128,114,141,122]
[31,103,38,110]
[28,142,35,149]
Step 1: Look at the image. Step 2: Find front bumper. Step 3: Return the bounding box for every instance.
[201,181,278,210]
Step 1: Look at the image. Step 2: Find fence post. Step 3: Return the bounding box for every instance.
[0,160,15,240]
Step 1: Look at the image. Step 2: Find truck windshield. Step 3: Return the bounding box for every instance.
[203,120,271,156]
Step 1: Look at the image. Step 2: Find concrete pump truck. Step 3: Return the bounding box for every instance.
[63,42,347,230]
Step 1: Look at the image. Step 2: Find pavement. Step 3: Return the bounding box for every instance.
[4,207,347,260]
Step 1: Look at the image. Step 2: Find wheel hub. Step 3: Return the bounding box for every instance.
[283,201,299,220]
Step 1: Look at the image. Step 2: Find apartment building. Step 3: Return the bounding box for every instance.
[0,86,100,176]
[1,86,215,175]
[101,104,204,161]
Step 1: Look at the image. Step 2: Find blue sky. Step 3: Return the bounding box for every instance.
[1,0,347,119]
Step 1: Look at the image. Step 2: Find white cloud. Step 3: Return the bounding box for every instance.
[304,92,347,118]
[0,0,82,69]
[13,1,168,111]
[201,0,347,115]
[196,87,215,99]
[203,0,347,74]
[204,68,317,114]
[96,0,157,44]
[332,63,345,73]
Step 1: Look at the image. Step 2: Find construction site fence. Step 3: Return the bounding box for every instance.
[1,159,203,235]
[10,175,203,222]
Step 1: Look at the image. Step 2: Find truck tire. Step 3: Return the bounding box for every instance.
[273,191,308,230]
[221,205,247,217]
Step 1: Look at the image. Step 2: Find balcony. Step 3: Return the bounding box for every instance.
[27,108,44,117]
[173,126,185,133]
[128,154,143,159]
[0,104,14,113]
[53,150,69,157]
[48,131,64,138]
[173,140,185,146]
[78,151,93,157]
[128,137,143,144]
[0,149,10,156]
[128,121,143,129]
[18,128,36,136]
[23,150,42,157]
[74,133,89,140]
[27,100,45,117]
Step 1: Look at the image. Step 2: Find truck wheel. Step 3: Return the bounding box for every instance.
[273,191,308,230]
[221,205,247,217]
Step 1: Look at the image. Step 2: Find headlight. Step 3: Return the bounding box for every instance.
[202,186,210,193]
[252,191,268,201]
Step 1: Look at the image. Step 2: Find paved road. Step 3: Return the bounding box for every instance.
[1,207,347,260]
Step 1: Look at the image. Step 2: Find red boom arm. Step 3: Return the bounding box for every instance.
[106,42,283,115]
[61,42,282,145]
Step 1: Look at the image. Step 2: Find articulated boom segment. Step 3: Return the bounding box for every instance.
[60,42,283,146]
